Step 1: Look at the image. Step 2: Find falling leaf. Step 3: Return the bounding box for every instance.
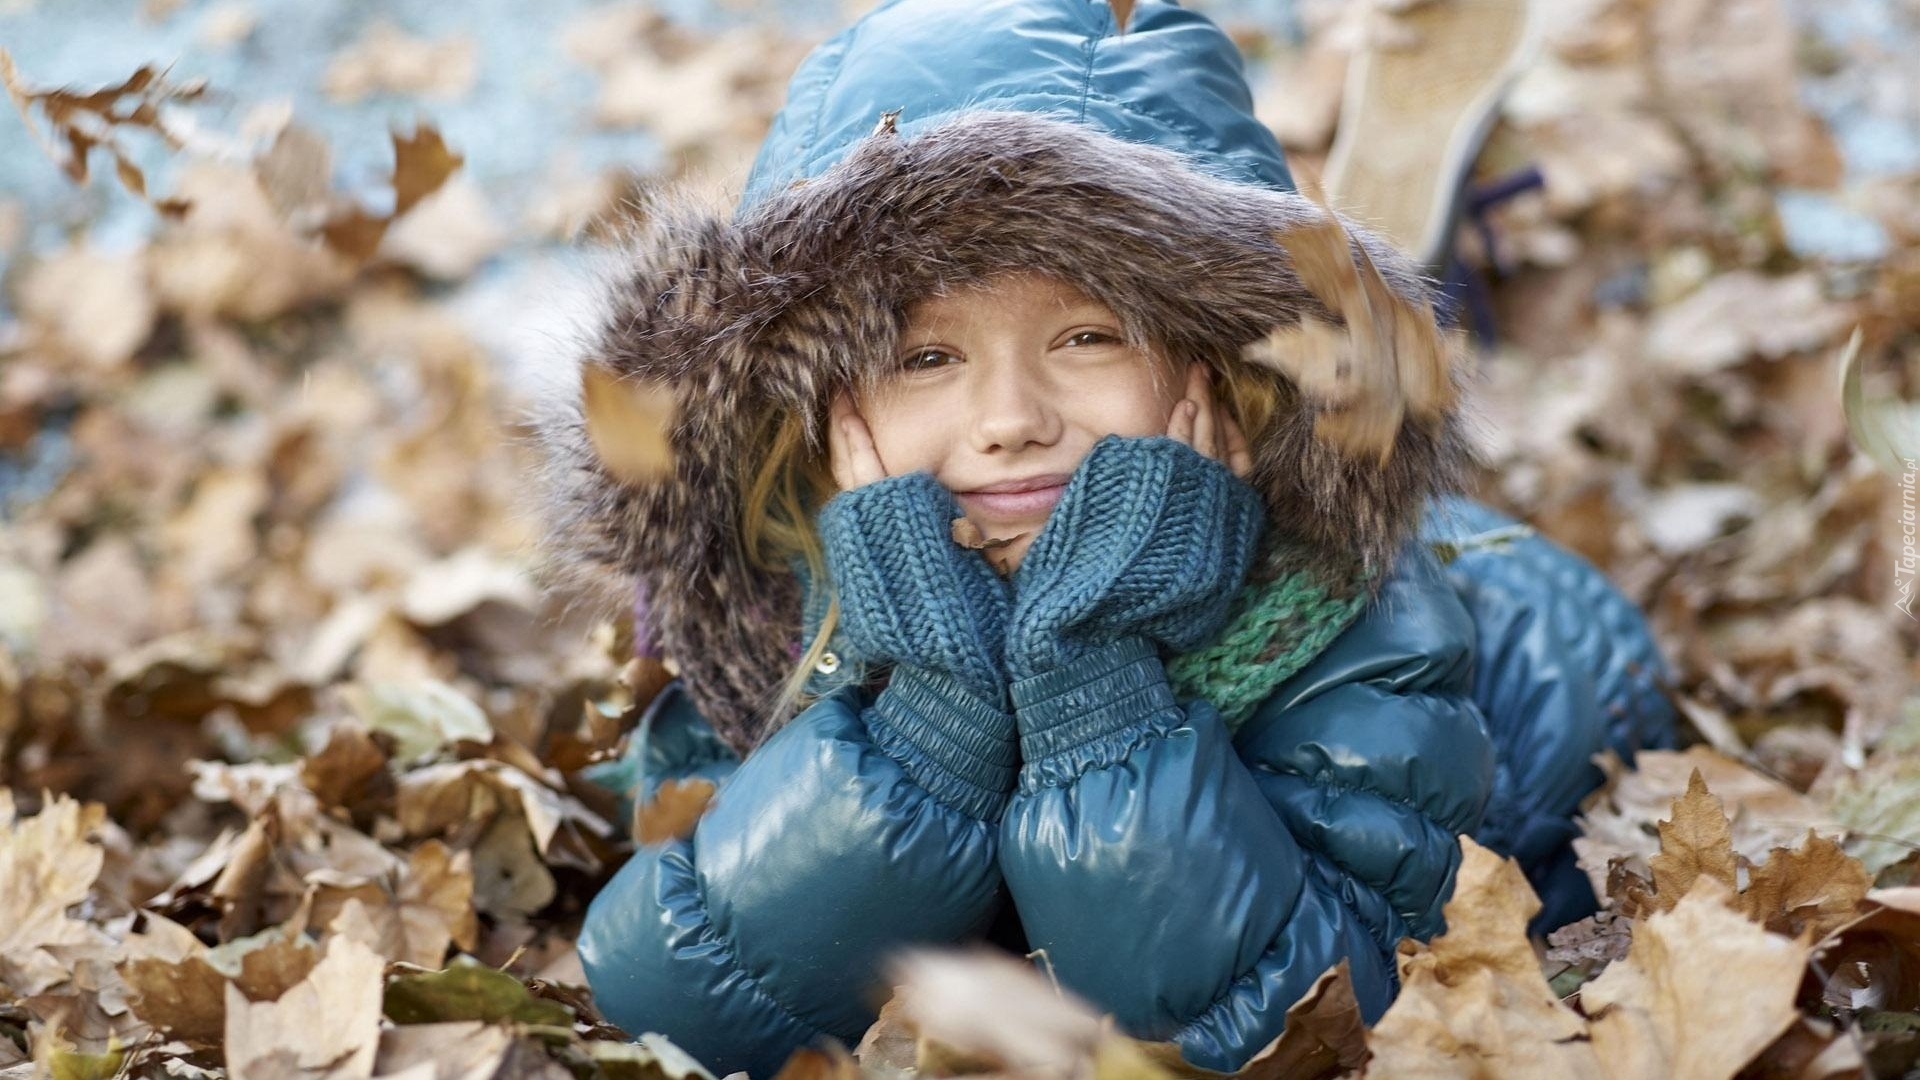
[581,364,677,484]
[633,776,716,845]
[1247,206,1458,465]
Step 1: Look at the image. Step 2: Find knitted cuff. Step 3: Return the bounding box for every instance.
[1009,636,1182,790]
[817,472,1009,703]
[868,665,1019,822]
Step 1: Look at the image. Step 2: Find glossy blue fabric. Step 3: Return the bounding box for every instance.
[734,0,1298,215]
[578,493,1676,1076]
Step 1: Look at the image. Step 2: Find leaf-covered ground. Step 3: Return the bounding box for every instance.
[2,1,1918,1078]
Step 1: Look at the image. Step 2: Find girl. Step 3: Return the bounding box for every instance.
[530,0,1675,1075]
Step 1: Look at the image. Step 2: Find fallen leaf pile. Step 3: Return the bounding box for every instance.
[1,0,1917,1078]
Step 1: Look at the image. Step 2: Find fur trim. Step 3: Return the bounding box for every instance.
[527,109,1481,755]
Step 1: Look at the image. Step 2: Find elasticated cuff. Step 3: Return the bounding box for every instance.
[1009,636,1182,787]
[867,666,1018,822]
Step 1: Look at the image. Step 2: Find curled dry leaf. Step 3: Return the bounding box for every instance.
[581,364,677,485]
[633,776,716,845]
[1237,958,1369,1080]
[1621,768,1871,939]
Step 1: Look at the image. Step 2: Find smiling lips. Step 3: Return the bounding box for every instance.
[955,473,1071,518]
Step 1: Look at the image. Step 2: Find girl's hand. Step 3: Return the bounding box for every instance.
[829,391,889,492]
[1166,363,1254,479]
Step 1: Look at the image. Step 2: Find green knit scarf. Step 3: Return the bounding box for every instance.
[1165,537,1375,735]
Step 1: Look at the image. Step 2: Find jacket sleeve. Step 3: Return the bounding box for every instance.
[578,670,1016,1080]
[1232,544,1496,949]
[996,547,1496,1074]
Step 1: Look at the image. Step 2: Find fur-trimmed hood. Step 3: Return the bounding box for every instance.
[527,0,1478,755]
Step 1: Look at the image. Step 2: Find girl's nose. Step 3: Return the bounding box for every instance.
[966,356,1060,454]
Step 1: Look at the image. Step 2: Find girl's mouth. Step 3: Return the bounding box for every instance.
[955,483,1067,518]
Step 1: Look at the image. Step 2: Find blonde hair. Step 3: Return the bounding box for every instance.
[739,347,1288,727]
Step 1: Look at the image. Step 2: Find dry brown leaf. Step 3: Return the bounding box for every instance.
[316,125,464,263]
[0,50,201,215]
[1736,830,1872,941]
[319,840,478,968]
[581,364,677,485]
[633,777,717,845]
[1580,878,1810,1080]
[1574,747,1835,902]
[852,993,920,1070]
[0,792,111,996]
[1364,838,1604,1079]
[1646,768,1740,911]
[223,935,385,1080]
[300,722,394,811]
[120,923,320,1049]
[1237,959,1369,1080]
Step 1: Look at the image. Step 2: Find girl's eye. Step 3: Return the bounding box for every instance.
[1065,330,1120,347]
[898,349,958,373]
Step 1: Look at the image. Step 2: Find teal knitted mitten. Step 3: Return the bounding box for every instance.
[1005,435,1267,682]
[817,471,1014,709]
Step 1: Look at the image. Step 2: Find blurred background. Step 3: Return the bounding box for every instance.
[1,0,1918,1075]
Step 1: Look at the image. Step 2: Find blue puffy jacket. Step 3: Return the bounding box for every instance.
[575,499,1671,1076]
[530,1,1677,1075]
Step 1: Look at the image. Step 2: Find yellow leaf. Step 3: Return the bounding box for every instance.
[581,363,677,484]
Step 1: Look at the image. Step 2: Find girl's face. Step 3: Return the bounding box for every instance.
[854,271,1191,571]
